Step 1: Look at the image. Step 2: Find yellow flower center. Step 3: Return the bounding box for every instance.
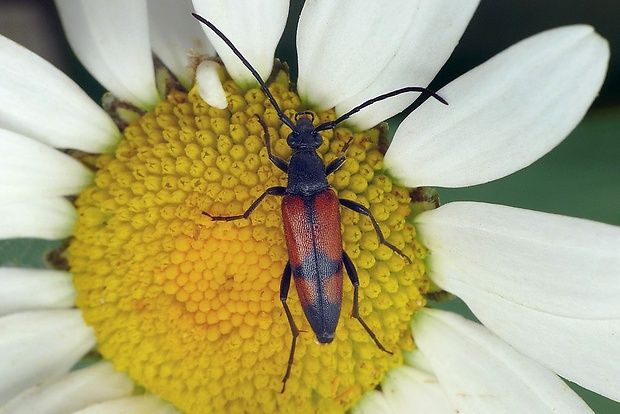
[69,69,430,413]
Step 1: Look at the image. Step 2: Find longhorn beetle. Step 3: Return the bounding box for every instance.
[192,13,447,392]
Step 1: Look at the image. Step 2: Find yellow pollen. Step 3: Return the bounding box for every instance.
[69,69,430,413]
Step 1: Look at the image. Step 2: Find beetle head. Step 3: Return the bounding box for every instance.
[287,112,322,150]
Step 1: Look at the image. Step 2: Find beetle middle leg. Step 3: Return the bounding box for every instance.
[203,186,286,221]
[339,198,412,263]
[343,251,391,354]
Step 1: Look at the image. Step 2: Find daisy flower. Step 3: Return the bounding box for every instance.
[0,0,618,413]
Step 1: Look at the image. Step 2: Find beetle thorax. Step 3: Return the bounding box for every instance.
[286,149,329,196]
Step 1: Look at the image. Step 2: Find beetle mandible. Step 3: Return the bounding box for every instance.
[193,13,447,392]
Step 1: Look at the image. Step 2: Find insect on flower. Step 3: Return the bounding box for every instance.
[193,13,448,392]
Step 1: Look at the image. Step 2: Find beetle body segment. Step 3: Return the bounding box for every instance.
[281,190,343,343]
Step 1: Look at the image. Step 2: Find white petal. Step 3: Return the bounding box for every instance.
[416,202,620,401]
[73,395,180,414]
[352,390,395,414]
[55,0,159,109]
[297,0,417,110]
[2,362,133,414]
[358,350,457,413]
[387,25,609,188]
[403,349,434,375]
[192,0,289,89]
[416,202,620,319]
[412,309,593,413]
[0,310,96,404]
[335,0,479,130]
[460,290,620,403]
[196,61,227,109]
[0,129,92,203]
[0,35,119,152]
[148,0,215,89]
[0,198,77,240]
[0,268,75,316]
[381,365,456,414]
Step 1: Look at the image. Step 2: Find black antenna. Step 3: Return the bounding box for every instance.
[315,87,448,131]
[192,13,448,132]
[192,13,295,130]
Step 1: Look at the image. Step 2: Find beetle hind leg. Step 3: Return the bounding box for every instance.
[280,261,299,393]
[343,251,392,355]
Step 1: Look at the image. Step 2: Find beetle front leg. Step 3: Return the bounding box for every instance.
[325,138,353,176]
[255,116,289,173]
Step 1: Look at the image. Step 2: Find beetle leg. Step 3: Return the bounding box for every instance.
[280,261,299,393]
[325,138,353,176]
[339,198,412,263]
[203,186,286,221]
[343,251,392,354]
[255,115,289,173]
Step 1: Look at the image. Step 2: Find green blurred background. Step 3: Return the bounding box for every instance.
[0,0,618,412]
